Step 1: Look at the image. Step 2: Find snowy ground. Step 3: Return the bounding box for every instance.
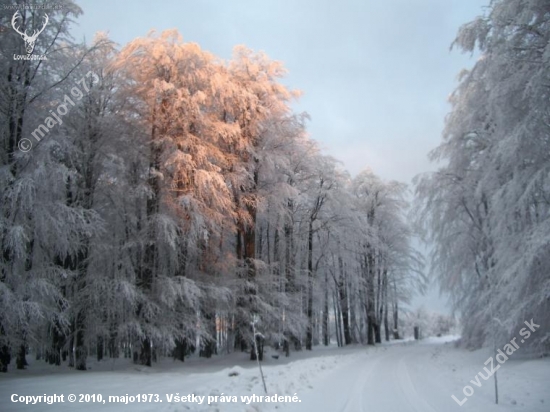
[1,336,548,412]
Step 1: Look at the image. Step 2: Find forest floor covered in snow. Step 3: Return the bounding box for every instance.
[1,336,548,412]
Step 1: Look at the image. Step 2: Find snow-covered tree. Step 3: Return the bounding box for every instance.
[0,0,110,371]
[1,4,426,372]
[415,0,550,352]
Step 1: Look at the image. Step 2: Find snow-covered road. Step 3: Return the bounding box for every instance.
[289,338,549,412]
[288,344,445,412]
[1,337,548,412]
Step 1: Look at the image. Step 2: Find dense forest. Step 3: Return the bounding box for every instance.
[415,0,550,353]
[1,0,549,376]
[0,0,424,372]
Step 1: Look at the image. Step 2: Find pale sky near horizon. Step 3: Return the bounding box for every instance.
[72,0,489,316]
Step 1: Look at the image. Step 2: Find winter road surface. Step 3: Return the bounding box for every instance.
[287,337,549,412]
[287,343,447,412]
[1,336,548,412]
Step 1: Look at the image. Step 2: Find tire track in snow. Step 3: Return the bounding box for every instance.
[286,342,451,412]
[339,349,387,412]
[396,354,439,412]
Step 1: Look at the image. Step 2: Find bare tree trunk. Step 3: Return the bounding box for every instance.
[140,338,151,367]
[365,248,376,346]
[350,278,358,343]
[333,291,342,347]
[322,271,329,346]
[392,280,400,339]
[338,255,352,345]
[0,342,11,372]
[172,339,186,362]
[284,200,300,351]
[97,336,104,362]
[68,335,74,367]
[383,271,390,341]
[306,219,314,350]
[138,111,162,367]
[15,344,27,370]
[75,310,87,370]
[375,266,383,344]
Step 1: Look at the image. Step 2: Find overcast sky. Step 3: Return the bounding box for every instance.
[73,0,489,315]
